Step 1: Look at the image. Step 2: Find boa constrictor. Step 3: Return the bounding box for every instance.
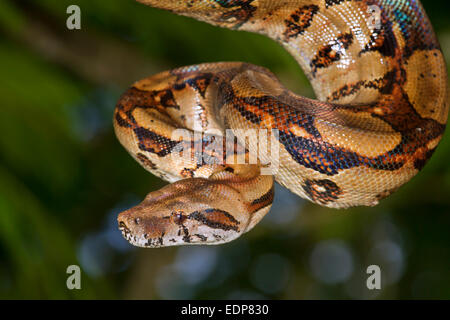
[114,0,448,247]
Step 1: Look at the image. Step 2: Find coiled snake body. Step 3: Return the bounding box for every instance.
[114,0,448,247]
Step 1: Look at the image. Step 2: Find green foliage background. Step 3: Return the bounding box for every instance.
[0,0,449,299]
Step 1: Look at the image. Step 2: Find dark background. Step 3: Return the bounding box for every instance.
[1,0,449,299]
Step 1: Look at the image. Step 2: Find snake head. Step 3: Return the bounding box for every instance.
[117,178,248,248]
[136,0,256,29]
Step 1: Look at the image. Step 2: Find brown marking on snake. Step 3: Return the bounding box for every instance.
[181,168,195,178]
[115,108,133,128]
[134,127,181,157]
[325,0,349,7]
[188,208,240,231]
[217,0,258,28]
[185,73,213,98]
[311,32,354,76]
[136,152,157,169]
[114,87,179,129]
[327,77,386,101]
[326,65,410,102]
[303,179,343,204]
[120,87,178,113]
[248,185,274,214]
[361,20,397,58]
[283,5,319,40]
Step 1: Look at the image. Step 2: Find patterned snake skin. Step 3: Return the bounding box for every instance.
[114,0,449,247]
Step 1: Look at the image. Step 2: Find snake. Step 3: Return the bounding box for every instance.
[113,0,448,248]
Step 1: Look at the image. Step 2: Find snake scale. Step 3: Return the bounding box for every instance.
[114,0,448,247]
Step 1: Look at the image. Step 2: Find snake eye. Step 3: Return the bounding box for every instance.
[171,210,186,224]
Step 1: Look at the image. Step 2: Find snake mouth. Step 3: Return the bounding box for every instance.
[118,221,130,234]
[118,221,134,243]
[119,223,144,247]
[118,220,165,248]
